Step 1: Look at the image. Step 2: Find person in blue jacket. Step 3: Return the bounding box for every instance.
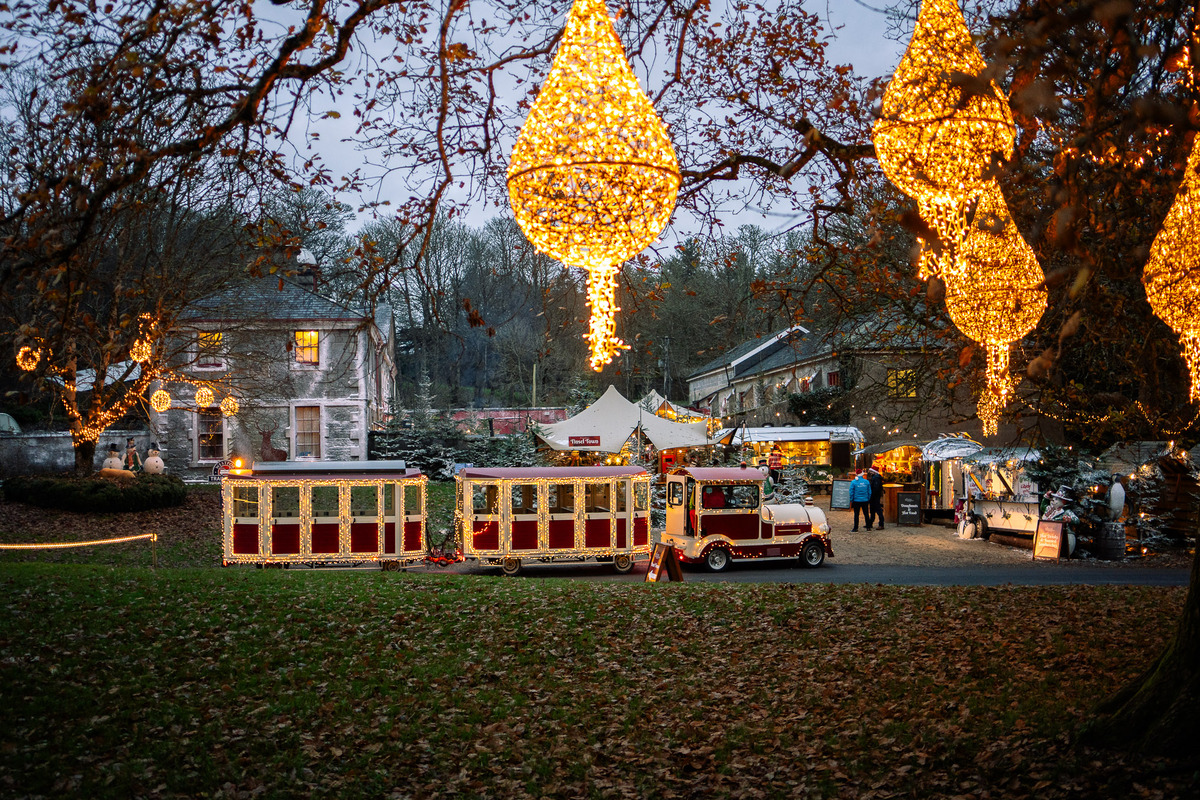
[849,469,872,532]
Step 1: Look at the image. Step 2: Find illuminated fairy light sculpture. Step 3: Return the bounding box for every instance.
[16,345,40,371]
[151,389,172,412]
[873,0,1016,280]
[220,395,240,417]
[943,182,1047,436]
[1144,136,1200,402]
[507,0,680,370]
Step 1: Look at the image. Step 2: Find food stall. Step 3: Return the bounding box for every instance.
[920,434,984,522]
[719,425,864,469]
[957,447,1042,545]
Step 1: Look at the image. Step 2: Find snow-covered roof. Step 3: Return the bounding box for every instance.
[536,385,710,453]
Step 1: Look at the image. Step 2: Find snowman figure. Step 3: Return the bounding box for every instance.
[144,442,165,474]
[102,442,123,470]
[123,437,142,472]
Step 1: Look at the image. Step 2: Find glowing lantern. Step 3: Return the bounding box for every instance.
[1143,136,1200,403]
[150,389,171,412]
[220,395,239,417]
[507,0,680,370]
[873,0,1016,279]
[195,386,213,407]
[16,345,40,371]
[943,182,1047,436]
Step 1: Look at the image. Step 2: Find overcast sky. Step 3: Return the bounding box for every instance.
[304,1,909,239]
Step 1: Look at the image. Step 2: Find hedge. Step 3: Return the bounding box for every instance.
[2,473,189,513]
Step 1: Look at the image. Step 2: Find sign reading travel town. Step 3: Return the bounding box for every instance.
[568,436,602,447]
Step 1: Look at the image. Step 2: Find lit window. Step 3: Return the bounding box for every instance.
[295,405,321,458]
[196,331,224,369]
[888,368,917,399]
[827,371,840,388]
[198,408,224,460]
[294,331,319,366]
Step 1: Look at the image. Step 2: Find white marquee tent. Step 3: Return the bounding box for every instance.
[535,385,711,453]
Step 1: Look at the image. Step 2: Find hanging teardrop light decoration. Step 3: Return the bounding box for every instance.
[219,395,239,417]
[873,0,1016,280]
[943,182,1047,436]
[151,389,172,412]
[195,386,214,407]
[507,0,680,370]
[1144,136,1200,403]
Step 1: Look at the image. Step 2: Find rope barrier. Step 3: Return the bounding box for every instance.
[0,533,158,566]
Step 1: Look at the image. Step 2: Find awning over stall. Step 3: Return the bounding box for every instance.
[921,435,984,461]
[719,425,865,447]
[536,385,710,453]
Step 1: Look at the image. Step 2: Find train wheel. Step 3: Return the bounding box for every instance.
[976,517,991,541]
[800,540,825,568]
[704,546,731,573]
[613,553,634,574]
[500,557,523,577]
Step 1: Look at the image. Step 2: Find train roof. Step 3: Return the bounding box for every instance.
[458,466,648,480]
[245,460,422,478]
[669,466,767,482]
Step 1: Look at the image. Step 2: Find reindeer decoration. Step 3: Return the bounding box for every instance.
[258,426,288,462]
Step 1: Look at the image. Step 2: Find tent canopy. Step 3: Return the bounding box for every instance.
[536,385,710,453]
[720,425,865,446]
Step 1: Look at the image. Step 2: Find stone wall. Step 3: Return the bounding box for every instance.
[0,430,154,478]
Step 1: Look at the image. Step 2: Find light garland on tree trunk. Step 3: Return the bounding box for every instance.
[507,0,679,370]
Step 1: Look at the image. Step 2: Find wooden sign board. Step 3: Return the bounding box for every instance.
[1032,519,1064,562]
[830,479,853,510]
[897,491,922,526]
[644,542,684,582]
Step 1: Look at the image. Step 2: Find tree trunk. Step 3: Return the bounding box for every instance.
[1083,539,1200,757]
[73,439,97,476]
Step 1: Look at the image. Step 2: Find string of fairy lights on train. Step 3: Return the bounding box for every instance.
[873,0,1048,437]
[507,0,680,371]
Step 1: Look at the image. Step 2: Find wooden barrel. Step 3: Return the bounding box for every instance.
[1096,522,1126,560]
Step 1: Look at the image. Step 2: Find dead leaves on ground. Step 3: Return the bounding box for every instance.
[0,567,1196,799]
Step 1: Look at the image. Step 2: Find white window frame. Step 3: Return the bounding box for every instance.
[291,330,321,370]
[193,330,227,371]
[196,407,226,462]
[294,405,322,460]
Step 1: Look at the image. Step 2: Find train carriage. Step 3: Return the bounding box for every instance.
[456,466,652,575]
[222,460,427,569]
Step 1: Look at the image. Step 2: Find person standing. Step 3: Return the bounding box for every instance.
[849,469,872,532]
[867,465,885,530]
[768,443,783,484]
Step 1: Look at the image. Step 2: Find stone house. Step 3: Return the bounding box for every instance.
[687,319,1008,444]
[151,270,395,480]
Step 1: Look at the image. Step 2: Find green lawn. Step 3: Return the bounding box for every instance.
[1,563,1195,798]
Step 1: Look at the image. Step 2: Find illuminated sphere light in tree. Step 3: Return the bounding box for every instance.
[507,0,680,371]
[16,345,41,371]
[872,0,1016,280]
[220,395,239,417]
[942,182,1047,436]
[1143,136,1200,403]
[150,389,171,412]
[130,336,152,363]
[195,386,214,407]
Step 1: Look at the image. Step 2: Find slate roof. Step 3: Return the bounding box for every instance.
[181,274,369,323]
